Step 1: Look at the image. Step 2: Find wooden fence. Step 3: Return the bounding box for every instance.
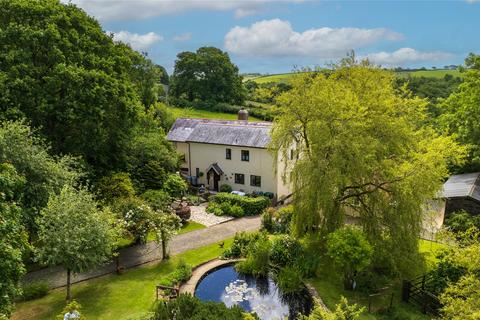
[402,274,441,315]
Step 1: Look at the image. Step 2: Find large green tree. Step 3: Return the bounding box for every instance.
[0,120,80,235]
[129,54,168,109]
[440,53,480,173]
[0,163,29,317]
[170,47,245,104]
[126,106,179,192]
[0,0,169,174]
[395,74,462,121]
[270,56,465,277]
[326,226,373,289]
[36,186,118,300]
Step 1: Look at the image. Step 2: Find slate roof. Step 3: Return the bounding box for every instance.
[442,172,480,202]
[167,118,272,148]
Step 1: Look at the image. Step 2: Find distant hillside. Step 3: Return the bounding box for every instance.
[250,73,303,84]
[396,69,463,79]
[167,106,262,122]
[247,69,463,84]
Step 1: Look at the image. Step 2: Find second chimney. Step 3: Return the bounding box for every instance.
[238,108,249,121]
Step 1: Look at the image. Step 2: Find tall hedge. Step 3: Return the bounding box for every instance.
[211,193,270,216]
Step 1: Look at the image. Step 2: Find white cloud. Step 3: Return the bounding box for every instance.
[62,0,300,21]
[365,48,454,66]
[466,0,479,3]
[224,19,403,58]
[110,31,163,51]
[173,33,192,42]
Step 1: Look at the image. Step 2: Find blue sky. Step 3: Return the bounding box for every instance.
[67,0,480,74]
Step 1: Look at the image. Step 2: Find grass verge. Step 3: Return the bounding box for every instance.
[177,221,206,235]
[119,221,207,247]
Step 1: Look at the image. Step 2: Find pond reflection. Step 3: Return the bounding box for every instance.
[194,265,312,320]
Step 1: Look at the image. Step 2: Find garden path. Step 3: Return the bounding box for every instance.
[24,216,261,289]
[190,203,233,226]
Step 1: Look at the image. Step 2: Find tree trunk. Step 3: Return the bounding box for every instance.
[115,255,121,274]
[161,231,168,259]
[66,268,72,301]
[343,272,356,291]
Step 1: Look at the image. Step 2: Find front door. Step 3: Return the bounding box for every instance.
[213,173,219,191]
[207,169,220,191]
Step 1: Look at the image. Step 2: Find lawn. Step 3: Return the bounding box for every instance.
[150,221,206,239]
[419,238,449,270]
[13,238,233,320]
[119,221,206,248]
[308,276,430,320]
[12,236,447,320]
[177,221,206,235]
[168,106,262,122]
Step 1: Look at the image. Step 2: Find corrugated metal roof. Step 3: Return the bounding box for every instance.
[167,118,272,148]
[442,172,480,201]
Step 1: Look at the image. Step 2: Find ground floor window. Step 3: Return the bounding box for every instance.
[235,173,245,184]
[250,175,261,187]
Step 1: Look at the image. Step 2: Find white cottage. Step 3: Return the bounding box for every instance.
[166,110,292,198]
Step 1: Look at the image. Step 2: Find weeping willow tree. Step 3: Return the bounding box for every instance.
[270,56,466,277]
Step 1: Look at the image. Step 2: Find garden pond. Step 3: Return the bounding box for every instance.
[195,265,313,320]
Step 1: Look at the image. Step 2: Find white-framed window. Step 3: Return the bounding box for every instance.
[241,150,249,161]
[250,175,261,187]
[235,173,245,184]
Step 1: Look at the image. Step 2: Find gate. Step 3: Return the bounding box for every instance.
[402,274,441,315]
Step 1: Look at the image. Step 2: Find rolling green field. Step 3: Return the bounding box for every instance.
[248,69,463,84]
[250,72,304,84]
[397,69,462,79]
[168,106,262,121]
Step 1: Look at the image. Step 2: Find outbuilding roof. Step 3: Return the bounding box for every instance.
[167,118,272,148]
[442,172,480,202]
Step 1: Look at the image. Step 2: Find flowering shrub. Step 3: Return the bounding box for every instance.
[113,197,157,244]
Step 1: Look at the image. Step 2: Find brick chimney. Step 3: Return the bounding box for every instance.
[238,108,249,121]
